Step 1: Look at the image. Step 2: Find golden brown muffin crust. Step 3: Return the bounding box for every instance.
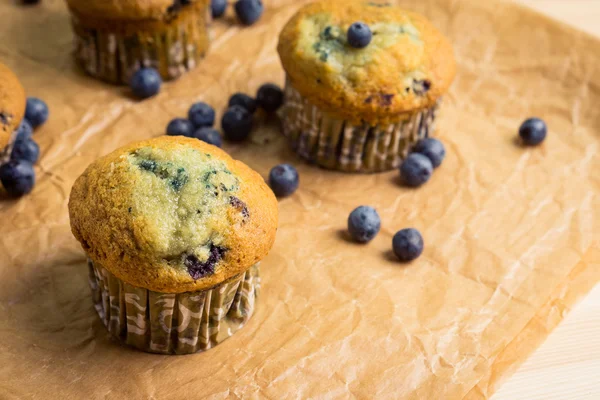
[278,0,456,125]
[65,0,209,20]
[0,62,25,150]
[69,136,279,293]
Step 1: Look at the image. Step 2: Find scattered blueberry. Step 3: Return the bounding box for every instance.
[413,138,445,168]
[519,118,547,146]
[347,206,381,243]
[268,164,299,197]
[256,83,284,113]
[211,0,227,18]
[221,105,253,141]
[166,118,194,137]
[24,97,49,128]
[235,0,263,26]
[15,120,33,141]
[400,153,433,187]
[392,228,424,262]
[188,102,215,128]
[130,68,162,99]
[193,127,222,148]
[11,138,39,164]
[347,22,372,49]
[228,93,257,114]
[0,160,35,197]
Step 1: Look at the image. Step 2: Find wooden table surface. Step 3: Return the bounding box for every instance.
[493,1,600,399]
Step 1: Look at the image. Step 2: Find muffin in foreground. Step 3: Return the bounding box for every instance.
[65,0,211,84]
[0,63,26,163]
[277,0,456,173]
[68,136,278,354]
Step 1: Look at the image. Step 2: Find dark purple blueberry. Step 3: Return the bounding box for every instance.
[193,127,222,147]
[412,138,445,168]
[129,68,162,99]
[24,97,49,128]
[20,0,41,5]
[235,0,263,25]
[188,102,215,128]
[268,164,299,197]
[184,245,226,279]
[392,228,424,262]
[11,138,39,164]
[15,120,33,141]
[256,83,283,113]
[0,160,35,197]
[400,153,433,187]
[348,206,381,243]
[519,118,547,146]
[228,93,257,114]
[211,0,227,17]
[347,22,372,49]
[221,105,253,141]
[166,118,194,137]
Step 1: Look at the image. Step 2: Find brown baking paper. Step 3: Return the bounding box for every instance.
[0,0,599,398]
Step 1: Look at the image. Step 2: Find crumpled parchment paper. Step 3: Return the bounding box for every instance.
[0,0,598,399]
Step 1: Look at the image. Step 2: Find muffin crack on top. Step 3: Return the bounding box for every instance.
[69,136,278,293]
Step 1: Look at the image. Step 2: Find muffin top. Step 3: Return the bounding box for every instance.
[69,136,278,293]
[65,0,208,20]
[0,63,25,151]
[278,0,456,125]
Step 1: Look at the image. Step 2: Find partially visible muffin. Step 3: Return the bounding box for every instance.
[0,63,26,163]
[278,0,456,173]
[69,136,278,354]
[65,0,211,84]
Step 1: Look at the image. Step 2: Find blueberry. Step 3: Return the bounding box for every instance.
[519,118,547,146]
[228,93,257,114]
[166,118,194,137]
[268,164,299,197]
[193,127,222,148]
[392,228,424,262]
[413,138,445,168]
[15,120,33,141]
[235,0,263,26]
[347,206,381,243]
[221,105,253,141]
[211,0,227,18]
[24,97,49,128]
[0,160,35,197]
[400,153,433,187]
[256,83,284,112]
[347,22,372,49]
[188,102,215,128]
[20,0,41,5]
[130,68,162,99]
[11,138,39,164]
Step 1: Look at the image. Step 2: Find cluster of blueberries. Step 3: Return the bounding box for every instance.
[212,0,263,25]
[0,97,49,197]
[346,117,548,262]
[164,83,283,145]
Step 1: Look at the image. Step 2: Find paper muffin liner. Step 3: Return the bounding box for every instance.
[69,4,211,84]
[88,259,260,355]
[280,78,440,173]
[0,126,20,163]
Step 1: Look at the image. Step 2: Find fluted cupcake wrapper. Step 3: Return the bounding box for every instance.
[0,126,20,163]
[280,78,440,173]
[70,5,211,85]
[88,259,260,355]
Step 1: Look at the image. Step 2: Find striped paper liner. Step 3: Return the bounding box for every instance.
[69,3,211,84]
[88,259,260,355]
[280,78,440,173]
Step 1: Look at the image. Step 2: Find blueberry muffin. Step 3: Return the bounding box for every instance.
[277,0,456,173]
[0,63,26,163]
[68,136,278,354]
[65,0,211,84]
